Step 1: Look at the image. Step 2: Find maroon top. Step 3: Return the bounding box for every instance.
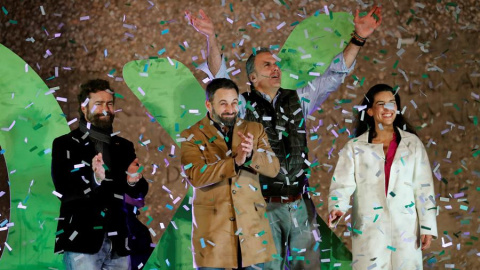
[384,132,398,196]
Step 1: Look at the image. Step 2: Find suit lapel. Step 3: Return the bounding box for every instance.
[198,116,228,154]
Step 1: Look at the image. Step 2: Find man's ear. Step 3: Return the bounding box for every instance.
[81,104,88,116]
[205,100,212,113]
[249,73,256,82]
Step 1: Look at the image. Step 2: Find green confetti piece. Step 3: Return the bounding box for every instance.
[374,206,383,210]
[282,131,289,137]
[33,123,43,130]
[373,214,379,223]
[353,228,362,235]
[179,44,186,51]
[454,168,463,175]
[208,136,217,143]
[55,229,64,236]
[393,60,399,69]
[421,225,431,230]
[310,161,319,167]
[460,219,470,225]
[257,230,265,236]
[298,118,304,128]
[251,23,261,29]
[473,116,478,126]
[405,201,415,208]
[453,103,460,111]
[389,192,396,197]
[356,76,365,86]
[137,165,144,173]
[114,92,124,99]
[244,160,252,167]
[400,157,405,166]
[387,245,396,251]
[359,12,368,17]
[194,140,203,145]
[290,21,299,26]
[93,226,103,230]
[422,74,428,78]
[102,164,109,171]
[262,240,268,245]
[459,205,468,211]
[301,97,310,103]
[331,196,338,201]
[108,68,116,75]
[333,58,340,64]
[334,30,341,37]
[146,215,153,226]
[200,164,207,173]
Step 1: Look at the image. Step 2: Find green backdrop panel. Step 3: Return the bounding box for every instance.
[279,12,354,90]
[123,58,208,141]
[0,44,69,269]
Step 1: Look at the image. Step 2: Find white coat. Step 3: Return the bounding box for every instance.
[328,129,438,270]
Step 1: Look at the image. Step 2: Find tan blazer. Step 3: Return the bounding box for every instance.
[181,116,280,268]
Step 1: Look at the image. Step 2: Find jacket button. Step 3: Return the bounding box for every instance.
[229,217,235,221]
[232,190,236,194]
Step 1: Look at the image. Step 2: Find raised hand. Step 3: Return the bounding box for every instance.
[126,158,142,185]
[235,132,254,166]
[92,153,105,182]
[354,5,382,38]
[185,9,215,38]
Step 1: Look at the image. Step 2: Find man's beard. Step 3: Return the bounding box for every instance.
[86,110,115,130]
[212,108,237,127]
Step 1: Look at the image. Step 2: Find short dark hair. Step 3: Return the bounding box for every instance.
[246,47,271,84]
[354,84,416,138]
[205,78,239,102]
[77,79,115,118]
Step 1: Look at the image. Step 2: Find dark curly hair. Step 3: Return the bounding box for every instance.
[354,84,416,138]
[77,79,115,119]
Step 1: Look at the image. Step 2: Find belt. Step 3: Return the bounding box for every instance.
[264,194,302,203]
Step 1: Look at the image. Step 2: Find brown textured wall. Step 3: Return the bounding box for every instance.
[0,0,479,268]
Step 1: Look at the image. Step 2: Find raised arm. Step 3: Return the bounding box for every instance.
[186,9,222,76]
[343,5,382,68]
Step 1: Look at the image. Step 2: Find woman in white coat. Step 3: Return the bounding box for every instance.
[328,84,437,269]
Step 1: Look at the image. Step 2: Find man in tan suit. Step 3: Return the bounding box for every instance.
[181,78,280,269]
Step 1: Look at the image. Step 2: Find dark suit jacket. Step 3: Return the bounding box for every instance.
[51,128,148,255]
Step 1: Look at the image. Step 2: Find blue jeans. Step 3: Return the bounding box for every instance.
[63,237,130,270]
[198,263,264,270]
[264,196,320,270]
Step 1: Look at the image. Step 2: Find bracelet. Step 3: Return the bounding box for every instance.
[353,31,367,41]
[350,37,366,47]
[350,31,367,47]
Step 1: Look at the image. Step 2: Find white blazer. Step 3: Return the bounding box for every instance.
[329,128,438,270]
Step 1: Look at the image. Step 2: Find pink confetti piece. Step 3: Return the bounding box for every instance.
[276,21,286,30]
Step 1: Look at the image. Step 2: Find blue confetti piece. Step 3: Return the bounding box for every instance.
[143,64,149,72]
[158,48,166,55]
[263,185,268,190]
[200,238,206,248]
[161,29,169,35]
[104,49,108,57]
[0,149,5,155]
[166,204,173,210]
